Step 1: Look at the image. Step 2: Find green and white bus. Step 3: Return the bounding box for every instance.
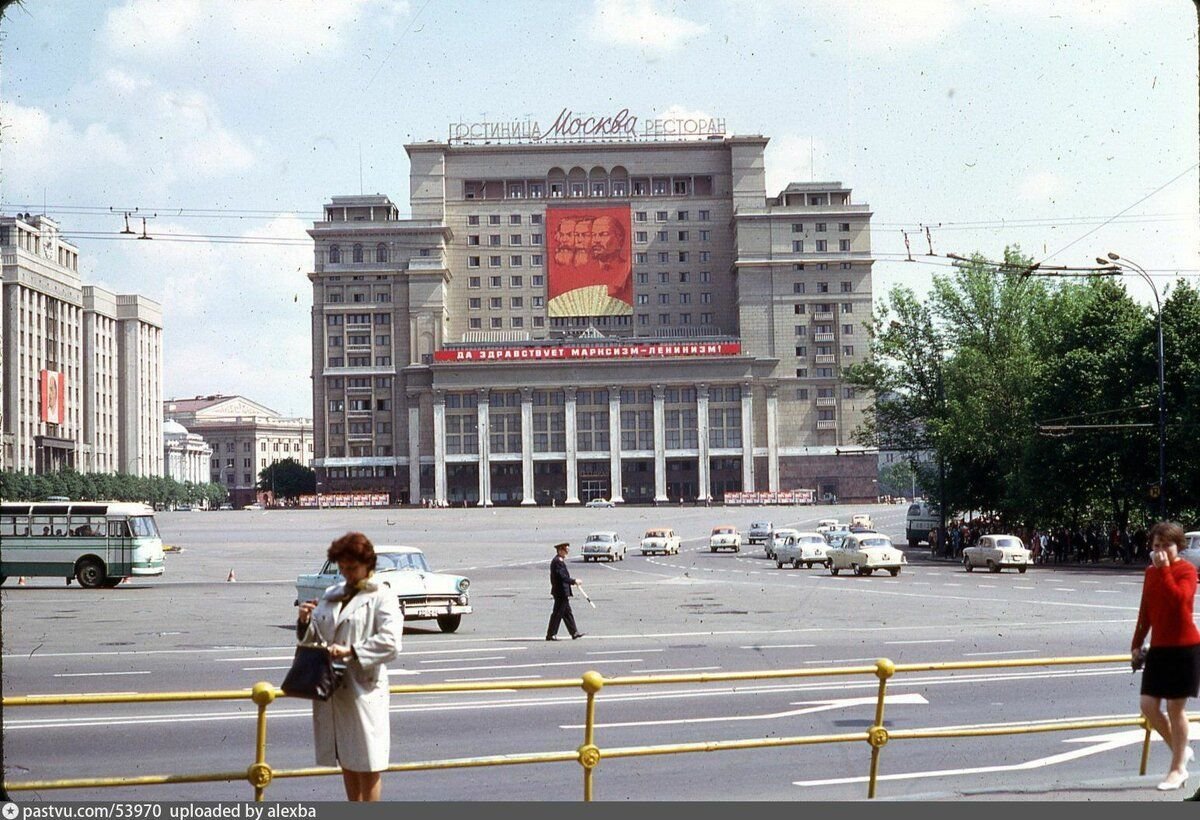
[0,501,165,588]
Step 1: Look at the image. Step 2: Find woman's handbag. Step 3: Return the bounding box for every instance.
[281,623,345,701]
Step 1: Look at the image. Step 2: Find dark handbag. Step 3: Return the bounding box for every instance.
[281,624,345,701]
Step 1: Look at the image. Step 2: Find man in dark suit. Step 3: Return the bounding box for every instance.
[547,542,584,640]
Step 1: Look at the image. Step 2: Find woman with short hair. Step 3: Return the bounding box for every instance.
[1131,521,1200,791]
[297,531,402,800]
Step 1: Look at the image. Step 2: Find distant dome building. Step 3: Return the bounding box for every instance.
[163,419,212,486]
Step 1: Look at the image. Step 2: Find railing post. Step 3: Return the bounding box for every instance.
[578,671,604,801]
[247,682,277,801]
[867,659,896,799]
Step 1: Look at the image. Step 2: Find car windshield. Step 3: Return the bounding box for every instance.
[800,536,824,545]
[589,534,612,542]
[130,516,160,538]
[713,527,734,534]
[645,530,668,538]
[994,538,1023,549]
[751,522,771,529]
[321,551,430,575]
[859,538,891,548]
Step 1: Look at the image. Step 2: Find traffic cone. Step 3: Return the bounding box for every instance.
[18,576,26,585]
[226,568,236,582]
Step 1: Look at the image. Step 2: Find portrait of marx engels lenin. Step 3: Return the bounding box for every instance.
[547,207,633,318]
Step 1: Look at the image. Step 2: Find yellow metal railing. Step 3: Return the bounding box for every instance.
[3,653,1181,800]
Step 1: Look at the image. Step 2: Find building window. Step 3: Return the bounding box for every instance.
[699,271,710,283]
[656,229,668,242]
[839,239,851,252]
[489,256,502,268]
[329,245,341,263]
[655,211,668,222]
[635,211,647,222]
[636,231,648,243]
[510,214,522,225]
[700,312,712,323]
[792,240,805,253]
[469,318,482,329]
[817,282,829,293]
[843,345,855,356]
[510,255,523,267]
[796,368,808,378]
[658,313,670,325]
[469,297,481,309]
[511,297,523,308]
[699,210,710,220]
[376,244,388,263]
[353,244,363,263]
[794,304,806,314]
[489,234,501,246]
[489,215,501,225]
[795,325,807,337]
[841,281,853,293]
[841,302,853,313]
[792,223,803,233]
[530,213,542,225]
[490,317,503,329]
[699,230,709,241]
[816,240,827,252]
[468,215,480,226]
[658,293,669,305]
[816,223,827,232]
[842,324,854,335]
[795,346,807,357]
[658,252,669,263]
[839,222,850,232]
[468,235,480,246]
[841,262,852,270]
[679,271,690,283]
[509,234,522,246]
[532,254,543,266]
[532,275,544,286]
[468,256,481,268]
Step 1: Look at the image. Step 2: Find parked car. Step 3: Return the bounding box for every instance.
[1182,532,1200,569]
[851,513,874,530]
[217,503,234,510]
[243,503,263,510]
[774,531,831,569]
[746,521,774,546]
[585,498,615,508]
[640,528,681,556]
[709,525,741,553]
[582,531,626,562]
[963,534,1032,573]
[767,527,801,559]
[815,518,840,534]
[294,545,471,633]
[828,533,907,577]
[905,501,940,547]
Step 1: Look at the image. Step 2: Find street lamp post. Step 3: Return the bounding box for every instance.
[1096,253,1166,518]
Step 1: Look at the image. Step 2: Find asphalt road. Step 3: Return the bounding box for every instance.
[1,503,1184,802]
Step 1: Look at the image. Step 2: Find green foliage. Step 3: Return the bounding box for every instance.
[850,247,1199,529]
[258,458,316,500]
[0,470,226,507]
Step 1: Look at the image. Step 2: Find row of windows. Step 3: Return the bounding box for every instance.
[792,303,855,316]
[630,247,713,263]
[635,271,712,284]
[795,368,839,378]
[635,293,713,305]
[217,440,308,453]
[792,239,853,252]
[464,175,712,201]
[438,385,742,410]
[327,356,392,367]
[795,262,855,271]
[633,229,711,242]
[326,314,391,326]
[468,297,545,310]
[466,233,545,247]
[468,274,544,288]
[794,345,856,356]
[326,291,392,304]
[327,376,392,389]
[633,210,711,223]
[467,214,544,227]
[328,335,390,347]
[328,244,389,264]
[793,282,855,294]
[791,222,852,233]
[466,255,545,268]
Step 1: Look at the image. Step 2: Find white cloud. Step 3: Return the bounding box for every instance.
[1018,170,1063,204]
[765,134,827,195]
[821,0,966,53]
[589,0,707,51]
[4,103,133,182]
[101,0,407,71]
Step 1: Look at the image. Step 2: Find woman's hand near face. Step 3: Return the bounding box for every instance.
[298,599,318,623]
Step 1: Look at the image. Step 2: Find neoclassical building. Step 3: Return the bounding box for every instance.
[308,130,876,505]
[162,419,213,485]
[1,213,163,475]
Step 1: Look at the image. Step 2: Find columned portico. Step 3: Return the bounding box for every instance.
[741,382,755,492]
[520,387,536,505]
[407,392,421,504]
[476,388,492,506]
[607,385,623,503]
[766,381,780,493]
[652,384,668,502]
[432,390,447,505]
[564,386,580,504]
[696,384,711,502]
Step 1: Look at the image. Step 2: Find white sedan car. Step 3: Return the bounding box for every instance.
[294,545,471,633]
[582,531,626,562]
[766,528,801,559]
[774,531,830,569]
[963,534,1032,573]
[640,527,682,556]
[585,498,615,508]
[815,518,841,534]
[709,525,741,553]
[828,533,907,577]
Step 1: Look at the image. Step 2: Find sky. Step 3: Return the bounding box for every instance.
[1,0,1197,418]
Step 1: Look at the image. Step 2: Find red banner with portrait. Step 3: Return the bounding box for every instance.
[547,206,633,317]
[41,369,65,424]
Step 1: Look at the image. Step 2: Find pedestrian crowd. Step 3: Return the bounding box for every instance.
[927,519,1152,565]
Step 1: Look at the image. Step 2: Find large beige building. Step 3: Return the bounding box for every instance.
[1,213,163,476]
[162,394,314,507]
[308,130,876,505]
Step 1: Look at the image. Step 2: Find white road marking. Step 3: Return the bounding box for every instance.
[804,657,880,664]
[942,583,962,587]
[587,649,663,656]
[629,666,723,674]
[222,646,519,662]
[564,693,929,730]
[1053,588,1075,592]
[884,639,954,645]
[444,675,541,683]
[396,658,647,674]
[420,656,506,664]
[52,671,151,678]
[963,650,1039,657]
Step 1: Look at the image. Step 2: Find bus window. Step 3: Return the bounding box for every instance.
[129,516,160,538]
[0,515,14,537]
[32,515,51,535]
[108,520,131,538]
[51,516,68,536]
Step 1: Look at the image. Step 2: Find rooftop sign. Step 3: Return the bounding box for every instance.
[449,108,726,145]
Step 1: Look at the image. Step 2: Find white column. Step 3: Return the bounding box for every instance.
[766,382,780,493]
[432,390,447,505]
[564,387,580,504]
[476,389,491,506]
[741,382,755,492]
[520,387,536,505]
[653,384,668,503]
[407,393,421,505]
[607,386,623,503]
[696,384,711,502]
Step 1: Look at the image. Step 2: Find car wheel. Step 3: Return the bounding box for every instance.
[75,557,106,589]
[1019,566,1027,574]
[988,561,1000,573]
[890,568,901,577]
[795,560,803,569]
[964,558,973,572]
[862,567,874,576]
[436,614,462,633]
[830,566,840,576]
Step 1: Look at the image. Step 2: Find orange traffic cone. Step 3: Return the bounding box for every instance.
[226,568,237,582]
[18,576,27,585]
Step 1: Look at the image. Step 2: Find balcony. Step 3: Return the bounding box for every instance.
[815,354,837,365]
[816,420,837,430]
[813,333,835,343]
[815,397,837,408]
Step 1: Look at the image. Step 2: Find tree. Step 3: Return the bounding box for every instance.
[258,458,316,502]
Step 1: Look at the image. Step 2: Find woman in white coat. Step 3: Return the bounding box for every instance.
[297,532,402,801]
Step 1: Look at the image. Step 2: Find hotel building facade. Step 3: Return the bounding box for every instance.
[1,213,163,476]
[308,130,877,505]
